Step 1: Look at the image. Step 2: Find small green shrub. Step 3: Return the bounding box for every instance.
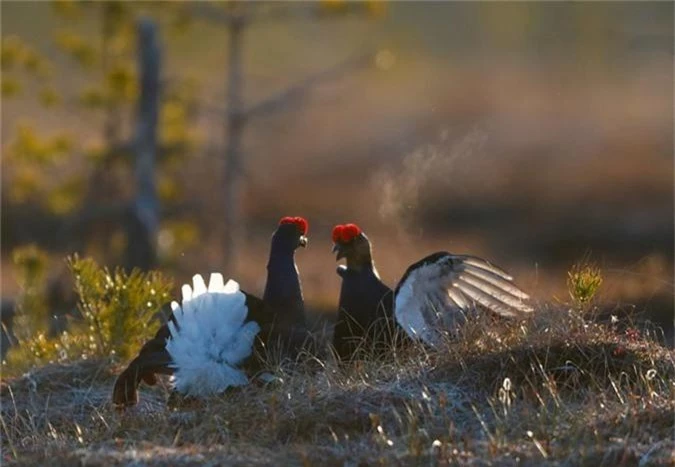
[4,254,174,374]
[67,254,173,361]
[3,331,87,371]
[567,261,603,308]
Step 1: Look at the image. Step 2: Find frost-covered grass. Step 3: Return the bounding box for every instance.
[1,304,673,466]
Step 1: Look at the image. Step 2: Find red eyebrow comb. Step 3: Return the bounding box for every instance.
[279,216,308,235]
[332,223,361,243]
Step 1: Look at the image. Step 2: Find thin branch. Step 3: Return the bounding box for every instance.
[246,3,320,24]
[188,3,245,27]
[194,52,375,121]
[189,2,369,26]
[244,52,374,119]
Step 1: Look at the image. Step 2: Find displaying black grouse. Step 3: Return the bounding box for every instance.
[331,223,532,360]
[112,216,309,406]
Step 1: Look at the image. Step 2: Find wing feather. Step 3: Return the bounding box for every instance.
[457,274,533,312]
[456,255,513,280]
[462,264,530,299]
[446,287,471,310]
[394,252,532,347]
[453,279,521,318]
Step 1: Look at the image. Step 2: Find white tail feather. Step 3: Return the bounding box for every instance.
[166,274,260,397]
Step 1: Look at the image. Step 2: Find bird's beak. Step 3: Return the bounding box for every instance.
[298,235,308,248]
[332,243,346,260]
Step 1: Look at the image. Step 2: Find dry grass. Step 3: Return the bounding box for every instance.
[1,304,673,466]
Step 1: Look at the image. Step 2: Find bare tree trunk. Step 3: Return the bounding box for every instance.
[222,16,246,275]
[127,18,160,271]
[200,3,371,275]
[102,1,121,146]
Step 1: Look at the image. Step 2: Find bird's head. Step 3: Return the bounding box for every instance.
[272,216,309,251]
[332,223,373,271]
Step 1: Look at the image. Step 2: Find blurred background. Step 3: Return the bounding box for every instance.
[2,1,673,347]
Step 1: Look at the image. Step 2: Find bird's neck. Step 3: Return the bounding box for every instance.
[263,249,302,303]
[267,248,295,264]
[346,253,378,276]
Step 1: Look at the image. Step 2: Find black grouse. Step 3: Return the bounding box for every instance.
[331,223,532,360]
[112,216,309,406]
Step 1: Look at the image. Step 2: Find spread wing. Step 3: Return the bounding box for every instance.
[393,252,533,347]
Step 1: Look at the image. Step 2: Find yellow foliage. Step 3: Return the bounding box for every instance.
[72,45,96,67]
[365,0,387,17]
[108,24,135,56]
[67,255,174,361]
[160,100,189,146]
[1,77,23,97]
[51,0,83,19]
[10,166,42,203]
[21,46,43,73]
[567,262,603,307]
[162,100,186,122]
[35,62,53,80]
[170,6,193,35]
[46,177,83,215]
[106,62,137,102]
[1,35,25,69]
[54,30,97,67]
[171,221,199,246]
[10,124,50,161]
[158,175,181,203]
[9,124,73,163]
[54,29,80,50]
[4,330,96,374]
[83,140,106,161]
[103,1,130,31]
[11,245,49,343]
[46,192,78,215]
[80,86,108,109]
[158,220,199,257]
[39,87,62,108]
[319,0,386,17]
[4,333,58,370]
[50,133,74,154]
[320,0,348,13]
[3,257,109,373]
[12,245,48,287]
[6,123,79,210]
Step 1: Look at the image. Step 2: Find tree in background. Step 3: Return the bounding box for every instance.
[182,0,385,273]
[2,0,385,274]
[2,1,199,348]
[1,0,385,368]
[2,1,199,271]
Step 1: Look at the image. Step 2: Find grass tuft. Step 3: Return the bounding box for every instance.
[567,261,603,308]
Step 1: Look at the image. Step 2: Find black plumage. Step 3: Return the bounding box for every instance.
[331,223,532,361]
[332,264,396,360]
[112,217,308,406]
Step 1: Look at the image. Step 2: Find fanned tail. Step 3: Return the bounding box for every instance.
[166,273,260,397]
